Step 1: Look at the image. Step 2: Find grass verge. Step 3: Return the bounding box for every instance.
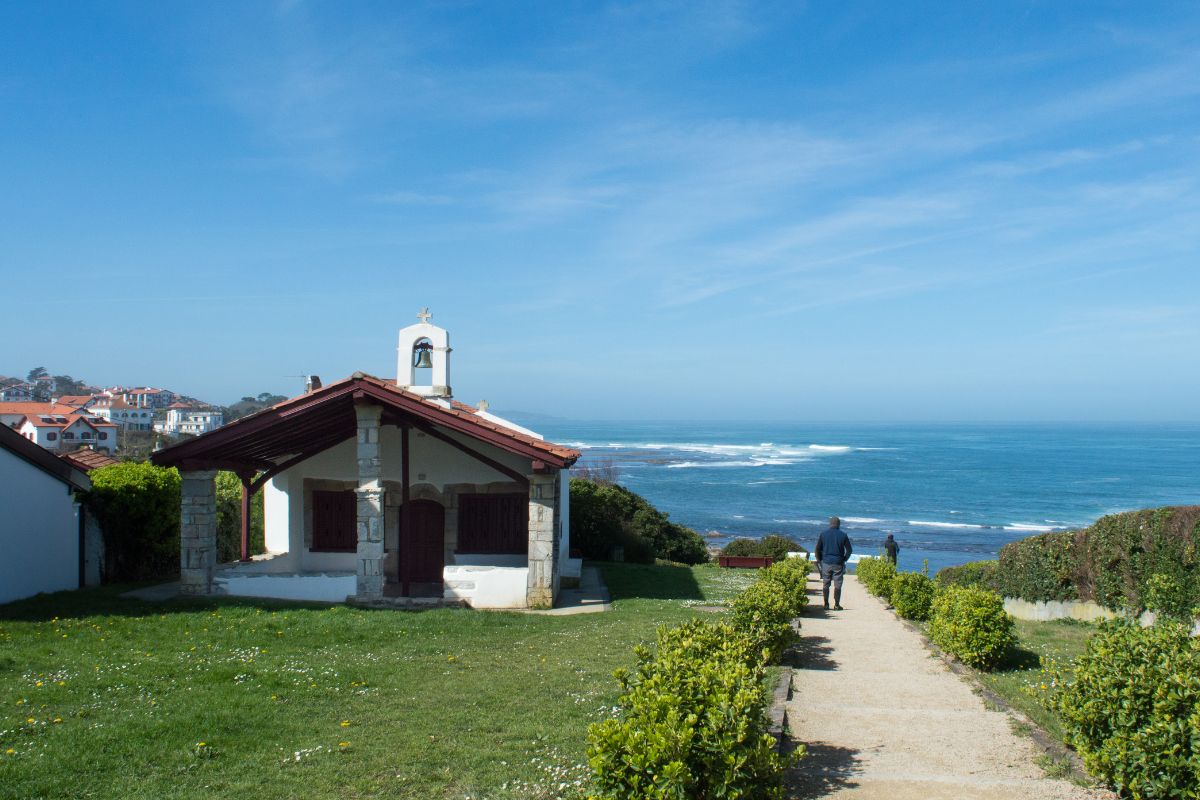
[970,618,1093,745]
[0,563,755,800]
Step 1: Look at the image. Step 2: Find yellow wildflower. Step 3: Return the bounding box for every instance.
[5,748,13,755]
[35,681,42,687]
[26,718,34,724]
[52,718,62,724]
[338,741,350,749]
[340,720,351,727]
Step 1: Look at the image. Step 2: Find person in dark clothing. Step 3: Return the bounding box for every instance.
[814,516,853,610]
[883,534,899,565]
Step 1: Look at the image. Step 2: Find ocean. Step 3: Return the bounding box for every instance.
[535,421,1200,576]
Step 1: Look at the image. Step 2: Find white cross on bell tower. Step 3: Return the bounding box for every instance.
[397,308,452,398]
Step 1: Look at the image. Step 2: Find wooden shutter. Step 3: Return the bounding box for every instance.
[457,494,528,555]
[312,490,356,552]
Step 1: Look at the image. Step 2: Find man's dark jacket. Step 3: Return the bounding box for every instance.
[815,527,853,565]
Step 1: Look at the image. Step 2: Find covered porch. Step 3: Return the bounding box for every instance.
[151,374,580,609]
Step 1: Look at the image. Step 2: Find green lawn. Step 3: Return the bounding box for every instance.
[972,619,1095,744]
[0,563,755,800]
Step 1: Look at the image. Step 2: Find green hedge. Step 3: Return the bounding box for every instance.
[587,620,788,799]
[890,572,936,621]
[994,531,1078,603]
[589,558,809,796]
[934,560,998,592]
[85,463,181,582]
[729,559,808,662]
[1046,619,1200,799]
[995,507,1200,610]
[855,557,896,602]
[722,535,804,561]
[928,586,1014,670]
[569,478,709,565]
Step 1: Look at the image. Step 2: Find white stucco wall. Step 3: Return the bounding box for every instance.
[215,572,356,603]
[443,565,529,608]
[0,449,80,604]
[263,476,291,554]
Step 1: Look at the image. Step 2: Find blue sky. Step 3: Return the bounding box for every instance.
[2,1,1198,420]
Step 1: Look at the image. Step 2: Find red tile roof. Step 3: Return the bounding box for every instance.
[59,448,119,471]
[152,373,579,473]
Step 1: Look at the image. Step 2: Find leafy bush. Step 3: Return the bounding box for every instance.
[994,531,1078,603]
[569,478,709,565]
[213,472,266,563]
[993,506,1200,612]
[1046,619,1200,799]
[890,572,937,621]
[928,586,1014,670]
[722,535,804,562]
[1081,507,1200,613]
[1142,573,1195,623]
[587,620,787,799]
[855,557,896,601]
[757,558,811,610]
[85,463,181,581]
[934,560,998,592]
[730,579,799,662]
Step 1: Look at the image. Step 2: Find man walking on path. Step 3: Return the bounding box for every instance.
[815,516,853,610]
[884,533,899,565]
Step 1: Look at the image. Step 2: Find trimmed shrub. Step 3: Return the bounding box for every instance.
[1080,507,1200,612]
[890,572,936,621]
[855,557,896,601]
[730,579,798,661]
[993,506,1200,612]
[928,586,1014,670]
[1046,619,1200,799]
[587,620,787,799]
[994,531,1078,603]
[85,463,181,582]
[757,558,810,612]
[569,478,709,565]
[934,560,999,592]
[214,471,266,563]
[722,535,805,562]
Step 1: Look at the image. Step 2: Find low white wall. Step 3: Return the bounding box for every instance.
[1003,597,1117,623]
[0,449,80,604]
[561,556,583,579]
[215,572,355,603]
[443,565,528,608]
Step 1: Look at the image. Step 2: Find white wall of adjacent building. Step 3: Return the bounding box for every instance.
[0,448,81,604]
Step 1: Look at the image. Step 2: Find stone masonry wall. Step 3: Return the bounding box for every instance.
[180,470,218,596]
[355,405,385,600]
[526,473,559,609]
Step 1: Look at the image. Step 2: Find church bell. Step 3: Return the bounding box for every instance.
[413,343,434,369]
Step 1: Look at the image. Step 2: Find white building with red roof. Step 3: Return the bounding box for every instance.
[15,412,117,454]
[89,396,155,431]
[152,311,581,609]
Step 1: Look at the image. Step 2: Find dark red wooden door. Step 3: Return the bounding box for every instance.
[402,500,445,584]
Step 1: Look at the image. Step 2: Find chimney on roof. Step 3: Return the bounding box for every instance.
[305,375,322,393]
[477,400,489,412]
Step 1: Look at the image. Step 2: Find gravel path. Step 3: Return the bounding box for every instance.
[784,573,1114,800]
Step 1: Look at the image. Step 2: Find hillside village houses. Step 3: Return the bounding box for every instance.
[155,403,224,436]
[151,310,582,609]
[12,410,118,454]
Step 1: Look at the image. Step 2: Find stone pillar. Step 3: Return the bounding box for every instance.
[179,470,218,596]
[527,473,559,609]
[355,405,385,601]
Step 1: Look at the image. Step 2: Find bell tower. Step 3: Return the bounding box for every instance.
[397,308,451,398]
